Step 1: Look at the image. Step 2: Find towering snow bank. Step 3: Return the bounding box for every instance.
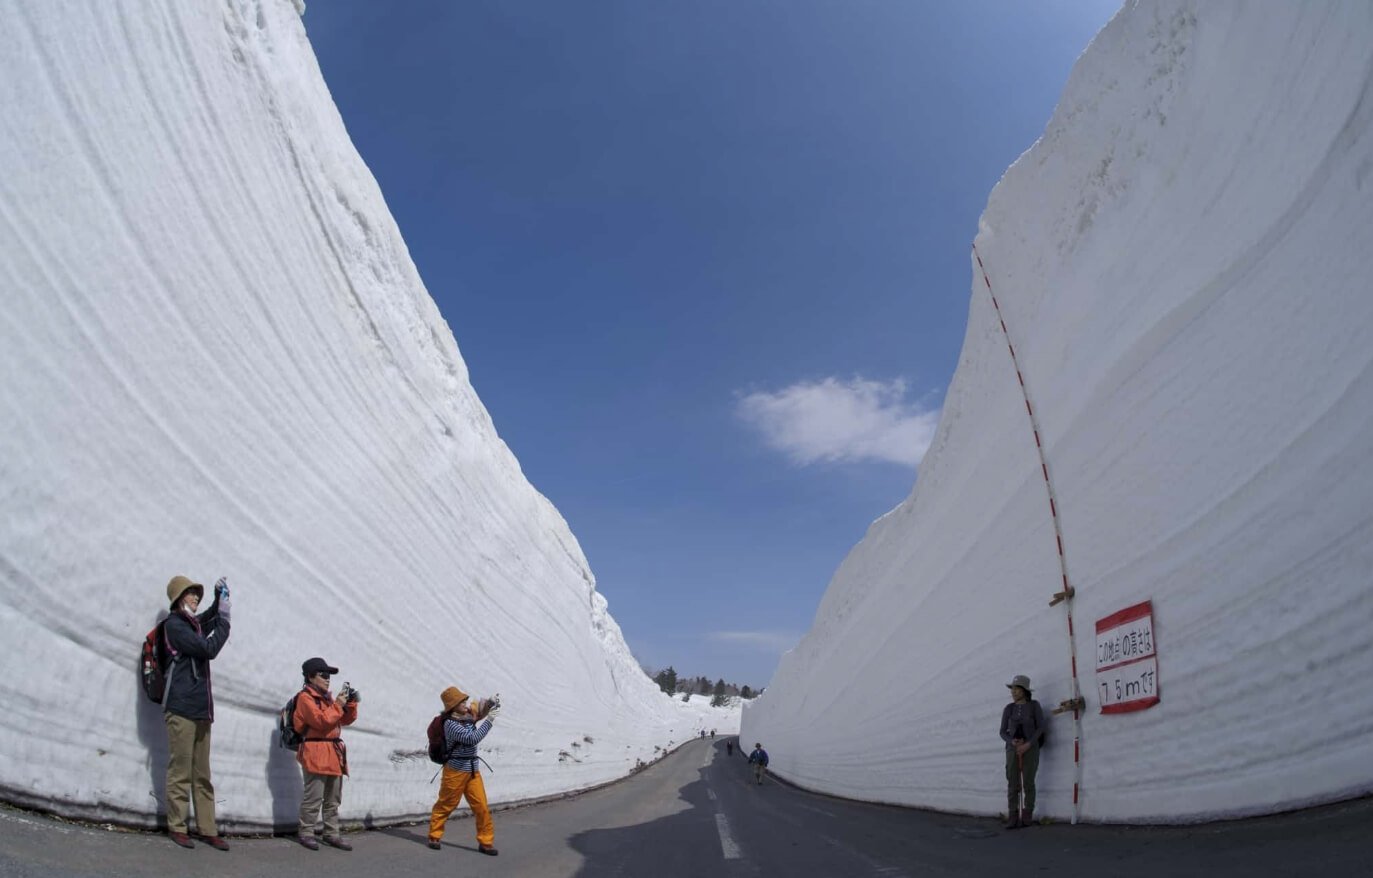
[0,0,704,828]
[744,0,1373,823]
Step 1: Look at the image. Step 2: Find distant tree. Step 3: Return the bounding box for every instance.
[653,666,678,695]
[710,678,728,707]
[740,685,754,699]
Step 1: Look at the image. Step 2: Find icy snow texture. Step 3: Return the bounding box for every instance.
[0,0,737,829]
[743,0,1373,823]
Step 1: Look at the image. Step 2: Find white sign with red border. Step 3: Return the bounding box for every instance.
[1094,600,1160,714]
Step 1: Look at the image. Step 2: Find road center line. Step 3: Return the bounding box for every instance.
[715,812,741,860]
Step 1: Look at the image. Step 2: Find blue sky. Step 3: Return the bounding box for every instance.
[304,1,1120,689]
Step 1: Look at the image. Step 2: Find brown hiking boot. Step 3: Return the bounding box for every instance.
[322,835,353,851]
[297,834,320,850]
[168,831,194,849]
[1020,809,1034,828]
[478,843,499,856]
[198,835,230,851]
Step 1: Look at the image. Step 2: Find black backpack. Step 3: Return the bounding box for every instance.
[139,620,170,703]
[278,694,304,750]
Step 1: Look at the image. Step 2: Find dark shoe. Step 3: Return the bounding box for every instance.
[168,832,195,849]
[478,843,499,856]
[297,834,320,850]
[427,840,442,850]
[322,836,353,851]
[199,835,230,851]
[1020,809,1034,827]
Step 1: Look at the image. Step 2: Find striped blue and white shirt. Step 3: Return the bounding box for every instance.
[443,717,492,773]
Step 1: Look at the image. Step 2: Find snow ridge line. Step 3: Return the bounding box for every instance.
[971,243,1085,825]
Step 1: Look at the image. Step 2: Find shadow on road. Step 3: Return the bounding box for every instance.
[376,821,485,854]
[266,725,301,833]
[132,610,168,831]
[569,746,726,877]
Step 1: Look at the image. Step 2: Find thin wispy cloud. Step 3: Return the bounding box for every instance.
[709,630,802,653]
[736,377,939,467]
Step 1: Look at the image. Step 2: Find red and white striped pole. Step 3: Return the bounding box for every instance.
[972,243,1084,825]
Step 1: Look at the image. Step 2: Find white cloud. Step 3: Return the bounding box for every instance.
[735,376,939,467]
[708,630,802,653]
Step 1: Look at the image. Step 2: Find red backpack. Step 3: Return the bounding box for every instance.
[427,714,453,764]
[139,620,171,703]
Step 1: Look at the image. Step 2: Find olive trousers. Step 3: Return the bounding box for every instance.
[1006,743,1040,813]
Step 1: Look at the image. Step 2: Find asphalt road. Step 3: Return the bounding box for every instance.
[1,738,1370,877]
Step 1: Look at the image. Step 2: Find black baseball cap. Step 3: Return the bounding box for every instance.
[302,657,339,677]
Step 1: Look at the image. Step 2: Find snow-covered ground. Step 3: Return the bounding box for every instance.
[744,0,1373,823]
[0,0,736,829]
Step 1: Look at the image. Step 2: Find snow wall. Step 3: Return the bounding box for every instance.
[743,0,1373,823]
[0,0,738,830]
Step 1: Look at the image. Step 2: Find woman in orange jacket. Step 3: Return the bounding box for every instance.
[293,656,358,851]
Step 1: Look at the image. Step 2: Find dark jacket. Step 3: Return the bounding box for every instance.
[999,699,1045,750]
[162,602,230,721]
[748,748,769,766]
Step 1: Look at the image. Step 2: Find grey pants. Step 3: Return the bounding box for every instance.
[300,771,344,837]
[164,713,216,835]
[1006,744,1040,813]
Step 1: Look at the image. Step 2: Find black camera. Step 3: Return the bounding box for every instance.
[340,682,361,703]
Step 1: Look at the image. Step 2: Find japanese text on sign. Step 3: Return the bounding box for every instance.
[1095,613,1154,671]
[1094,601,1160,714]
[1098,656,1158,710]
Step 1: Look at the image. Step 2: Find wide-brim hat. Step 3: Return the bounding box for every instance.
[441,686,469,713]
[302,657,339,678]
[166,575,203,608]
[1006,674,1033,692]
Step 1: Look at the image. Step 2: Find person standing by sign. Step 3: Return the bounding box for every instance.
[999,674,1045,829]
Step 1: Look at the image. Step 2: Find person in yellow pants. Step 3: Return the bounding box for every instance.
[428,686,499,855]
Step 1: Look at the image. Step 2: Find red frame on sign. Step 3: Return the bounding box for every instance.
[1095,600,1160,714]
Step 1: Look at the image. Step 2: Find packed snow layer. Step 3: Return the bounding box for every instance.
[0,0,736,829]
[743,0,1373,823]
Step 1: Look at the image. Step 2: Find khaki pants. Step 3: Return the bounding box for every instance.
[428,767,493,846]
[300,771,344,837]
[164,713,216,835]
[752,762,767,783]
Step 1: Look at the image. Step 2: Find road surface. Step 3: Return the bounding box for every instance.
[1,738,1369,876]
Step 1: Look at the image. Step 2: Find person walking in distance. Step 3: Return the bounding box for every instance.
[999,674,1046,829]
[747,742,769,785]
[293,657,359,850]
[161,575,232,851]
[726,740,734,757]
[428,686,500,856]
